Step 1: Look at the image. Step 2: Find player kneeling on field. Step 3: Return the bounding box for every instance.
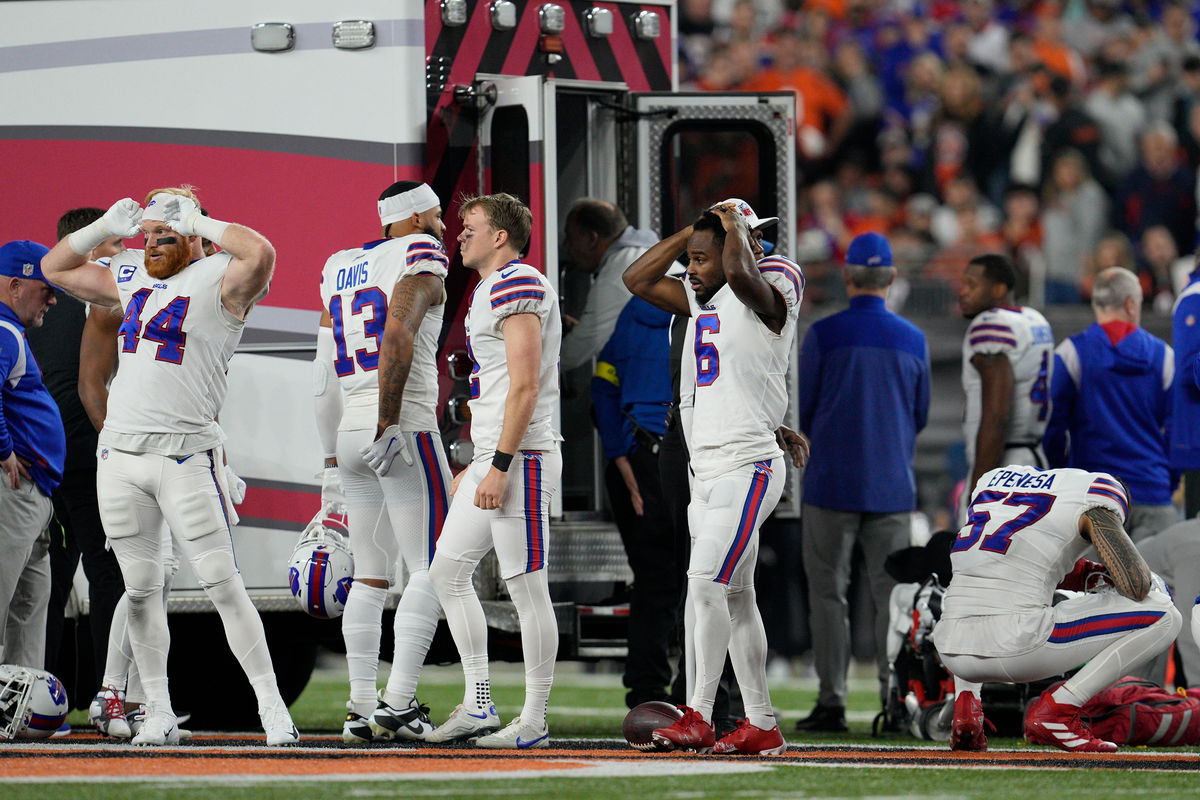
[933,465,1180,753]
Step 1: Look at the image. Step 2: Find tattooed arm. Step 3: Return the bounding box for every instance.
[1080,507,1152,601]
[376,274,443,439]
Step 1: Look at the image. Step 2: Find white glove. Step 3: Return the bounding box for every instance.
[360,425,414,477]
[159,196,202,236]
[68,198,142,255]
[320,465,346,507]
[224,465,247,505]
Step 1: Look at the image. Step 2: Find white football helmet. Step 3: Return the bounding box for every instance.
[288,503,354,619]
[0,665,69,740]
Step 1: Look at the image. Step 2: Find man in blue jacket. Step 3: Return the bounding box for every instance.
[0,240,67,669]
[1045,267,1177,540]
[1172,258,1200,518]
[795,232,930,732]
[592,294,675,708]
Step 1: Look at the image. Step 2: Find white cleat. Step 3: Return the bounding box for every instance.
[426,703,500,743]
[343,709,376,745]
[473,716,549,750]
[260,700,300,747]
[89,688,132,739]
[131,708,180,746]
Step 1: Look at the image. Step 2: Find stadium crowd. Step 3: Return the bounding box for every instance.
[678,0,1200,310]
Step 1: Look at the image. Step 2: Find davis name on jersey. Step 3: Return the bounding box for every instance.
[318,235,448,433]
[684,255,803,480]
[934,465,1131,656]
[962,306,1054,461]
[464,262,562,456]
[100,250,242,457]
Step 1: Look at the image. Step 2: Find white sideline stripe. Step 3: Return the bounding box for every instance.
[546,707,878,722]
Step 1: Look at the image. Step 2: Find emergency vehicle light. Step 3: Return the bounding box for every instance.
[539,4,566,34]
[585,7,613,37]
[490,1,518,31]
[332,20,375,50]
[250,22,295,53]
[633,10,661,40]
[441,0,468,27]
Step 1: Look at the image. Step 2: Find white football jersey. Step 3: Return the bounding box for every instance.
[684,255,803,480]
[318,235,448,433]
[100,250,242,457]
[961,306,1054,464]
[465,262,561,456]
[935,465,1130,654]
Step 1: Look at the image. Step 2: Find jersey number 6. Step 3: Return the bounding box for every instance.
[695,314,721,387]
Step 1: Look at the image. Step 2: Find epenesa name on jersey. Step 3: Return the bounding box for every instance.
[984,469,1057,490]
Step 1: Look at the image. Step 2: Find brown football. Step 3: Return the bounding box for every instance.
[622,701,684,751]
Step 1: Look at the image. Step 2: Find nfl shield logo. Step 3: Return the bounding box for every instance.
[21,263,34,277]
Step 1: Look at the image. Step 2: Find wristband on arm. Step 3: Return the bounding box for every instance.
[492,451,514,473]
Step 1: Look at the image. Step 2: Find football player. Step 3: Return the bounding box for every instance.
[425,193,562,749]
[316,180,452,744]
[959,254,1054,502]
[623,204,802,755]
[934,465,1181,752]
[41,188,297,747]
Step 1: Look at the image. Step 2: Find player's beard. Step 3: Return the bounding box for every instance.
[144,241,193,279]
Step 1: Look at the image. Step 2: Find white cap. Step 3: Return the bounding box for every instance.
[716,197,779,230]
[378,183,440,226]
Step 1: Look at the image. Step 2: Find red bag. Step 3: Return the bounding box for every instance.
[1076,677,1200,746]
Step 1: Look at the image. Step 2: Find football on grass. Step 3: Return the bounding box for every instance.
[622,701,683,751]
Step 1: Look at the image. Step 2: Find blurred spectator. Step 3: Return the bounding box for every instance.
[800,181,852,255]
[1045,266,1178,542]
[999,184,1047,302]
[1040,74,1108,191]
[892,52,945,164]
[1041,149,1108,304]
[932,176,1000,248]
[1064,0,1136,62]
[1138,225,1182,313]
[832,39,885,170]
[1172,56,1200,167]
[1085,59,1148,185]
[1032,3,1087,86]
[1081,229,1136,299]
[1129,1,1200,125]
[1114,122,1197,257]
[962,0,1009,76]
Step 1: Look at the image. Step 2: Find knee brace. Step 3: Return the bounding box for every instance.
[121,559,164,600]
[192,548,238,588]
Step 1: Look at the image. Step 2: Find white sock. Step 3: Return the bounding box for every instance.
[429,555,491,712]
[341,582,387,715]
[506,569,558,728]
[687,577,730,725]
[383,570,440,709]
[726,585,774,731]
[954,676,983,700]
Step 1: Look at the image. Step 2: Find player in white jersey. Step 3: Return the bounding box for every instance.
[424,193,561,750]
[41,188,298,747]
[933,465,1180,752]
[314,181,453,744]
[624,205,801,755]
[959,254,1055,496]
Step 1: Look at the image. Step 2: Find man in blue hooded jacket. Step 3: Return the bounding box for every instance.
[1045,267,1177,540]
[1172,257,1200,518]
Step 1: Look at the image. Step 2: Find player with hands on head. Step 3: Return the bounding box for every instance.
[623,200,803,755]
[40,187,296,747]
[316,181,453,744]
[934,466,1180,753]
[424,193,563,749]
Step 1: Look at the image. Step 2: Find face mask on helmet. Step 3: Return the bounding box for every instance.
[288,506,354,619]
[0,665,69,740]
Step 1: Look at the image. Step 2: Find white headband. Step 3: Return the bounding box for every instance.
[140,193,181,222]
[378,183,440,226]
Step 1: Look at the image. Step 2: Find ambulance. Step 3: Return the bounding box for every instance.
[0,0,798,718]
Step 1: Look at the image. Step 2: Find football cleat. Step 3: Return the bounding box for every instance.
[89,688,132,739]
[473,716,549,750]
[131,707,180,746]
[949,693,988,752]
[370,697,436,742]
[426,703,500,743]
[260,700,300,747]
[713,718,787,755]
[651,706,716,753]
[1024,690,1117,753]
[343,710,375,745]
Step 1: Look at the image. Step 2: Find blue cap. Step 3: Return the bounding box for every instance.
[845,232,893,268]
[0,240,53,285]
